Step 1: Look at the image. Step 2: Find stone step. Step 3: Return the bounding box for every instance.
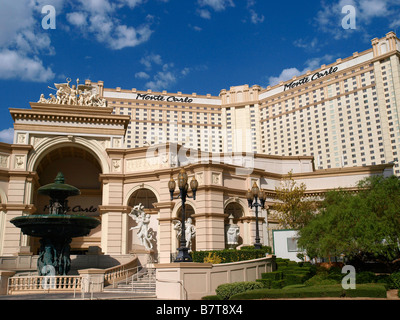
[105,268,156,294]
[118,283,155,288]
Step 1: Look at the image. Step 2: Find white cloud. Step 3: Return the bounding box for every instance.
[389,19,400,29]
[136,54,190,91]
[146,71,176,92]
[359,0,389,20]
[268,68,304,87]
[0,1,34,47]
[293,38,319,52]
[135,71,150,79]
[249,9,264,24]
[0,0,56,82]
[118,0,146,9]
[191,25,203,31]
[0,128,14,144]
[197,0,235,11]
[140,54,163,69]
[315,0,400,40]
[67,0,153,50]
[108,24,152,50]
[267,55,335,86]
[197,0,234,18]
[246,1,264,24]
[0,50,55,82]
[66,12,88,27]
[197,9,211,19]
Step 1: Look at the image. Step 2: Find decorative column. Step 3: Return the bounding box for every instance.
[154,201,175,263]
[78,268,105,293]
[99,205,130,255]
[193,170,226,251]
[0,270,16,295]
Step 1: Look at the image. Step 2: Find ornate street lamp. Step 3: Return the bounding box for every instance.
[246,181,266,250]
[169,168,198,262]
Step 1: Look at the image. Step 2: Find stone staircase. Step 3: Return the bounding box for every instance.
[104,267,156,296]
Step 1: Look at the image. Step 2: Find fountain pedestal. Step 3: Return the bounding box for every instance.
[11,172,101,275]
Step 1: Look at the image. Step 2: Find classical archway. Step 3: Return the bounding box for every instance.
[127,188,158,253]
[30,145,103,254]
[224,201,245,248]
[172,203,196,253]
[128,188,158,209]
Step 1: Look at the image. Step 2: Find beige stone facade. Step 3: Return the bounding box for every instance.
[0,32,397,265]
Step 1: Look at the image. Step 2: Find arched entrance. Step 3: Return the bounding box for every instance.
[127,188,158,253]
[31,145,103,254]
[224,201,245,248]
[173,204,196,252]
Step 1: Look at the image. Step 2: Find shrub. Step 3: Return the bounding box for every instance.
[389,272,400,289]
[327,273,343,282]
[271,279,286,289]
[356,271,377,284]
[215,281,264,300]
[375,274,391,289]
[203,252,222,264]
[328,266,342,275]
[201,295,222,300]
[261,259,313,287]
[304,274,339,286]
[191,247,271,264]
[344,284,387,298]
[230,284,344,299]
[256,278,272,288]
[285,273,307,286]
[261,271,282,281]
[240,245,272,254]
[229,283,387,300]
[282,284,306,290]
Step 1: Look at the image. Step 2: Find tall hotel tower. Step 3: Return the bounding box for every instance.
[101,31,400,173]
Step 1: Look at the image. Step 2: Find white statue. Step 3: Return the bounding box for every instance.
[129,203,153,250]
[226,214,240,249]
[38,78,108,107]
[38,94,47,103]
[173,217,196,251]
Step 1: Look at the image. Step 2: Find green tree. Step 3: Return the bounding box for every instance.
[298,175,400,270]
[274,171,316,230]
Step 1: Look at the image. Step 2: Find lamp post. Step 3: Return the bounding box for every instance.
[246,182,266,250]
[169,168,198,262]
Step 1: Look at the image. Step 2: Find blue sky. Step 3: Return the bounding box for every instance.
[0,0,400,143]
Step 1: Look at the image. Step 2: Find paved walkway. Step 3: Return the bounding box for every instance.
[0,292,157,300]
[0,289,398,301]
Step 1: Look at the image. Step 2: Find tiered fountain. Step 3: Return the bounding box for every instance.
[11,172,100,275]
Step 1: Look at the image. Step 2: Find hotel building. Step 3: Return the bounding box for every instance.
[0,32,397,268]
[105,31,400,174]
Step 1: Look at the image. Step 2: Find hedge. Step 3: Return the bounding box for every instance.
[389,272,400,289]
[191,246,272,264]
[215,281,264,300]
[258,259,313,288]
[229,283,387,300]
[261,271,282,281]
[201,295,222,300]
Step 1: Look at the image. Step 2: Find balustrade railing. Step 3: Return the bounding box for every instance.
[8,275,81,294]
[6,255,140,294]
[104,256,138,287]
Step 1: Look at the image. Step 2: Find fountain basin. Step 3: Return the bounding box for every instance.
[11,215,100,239]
